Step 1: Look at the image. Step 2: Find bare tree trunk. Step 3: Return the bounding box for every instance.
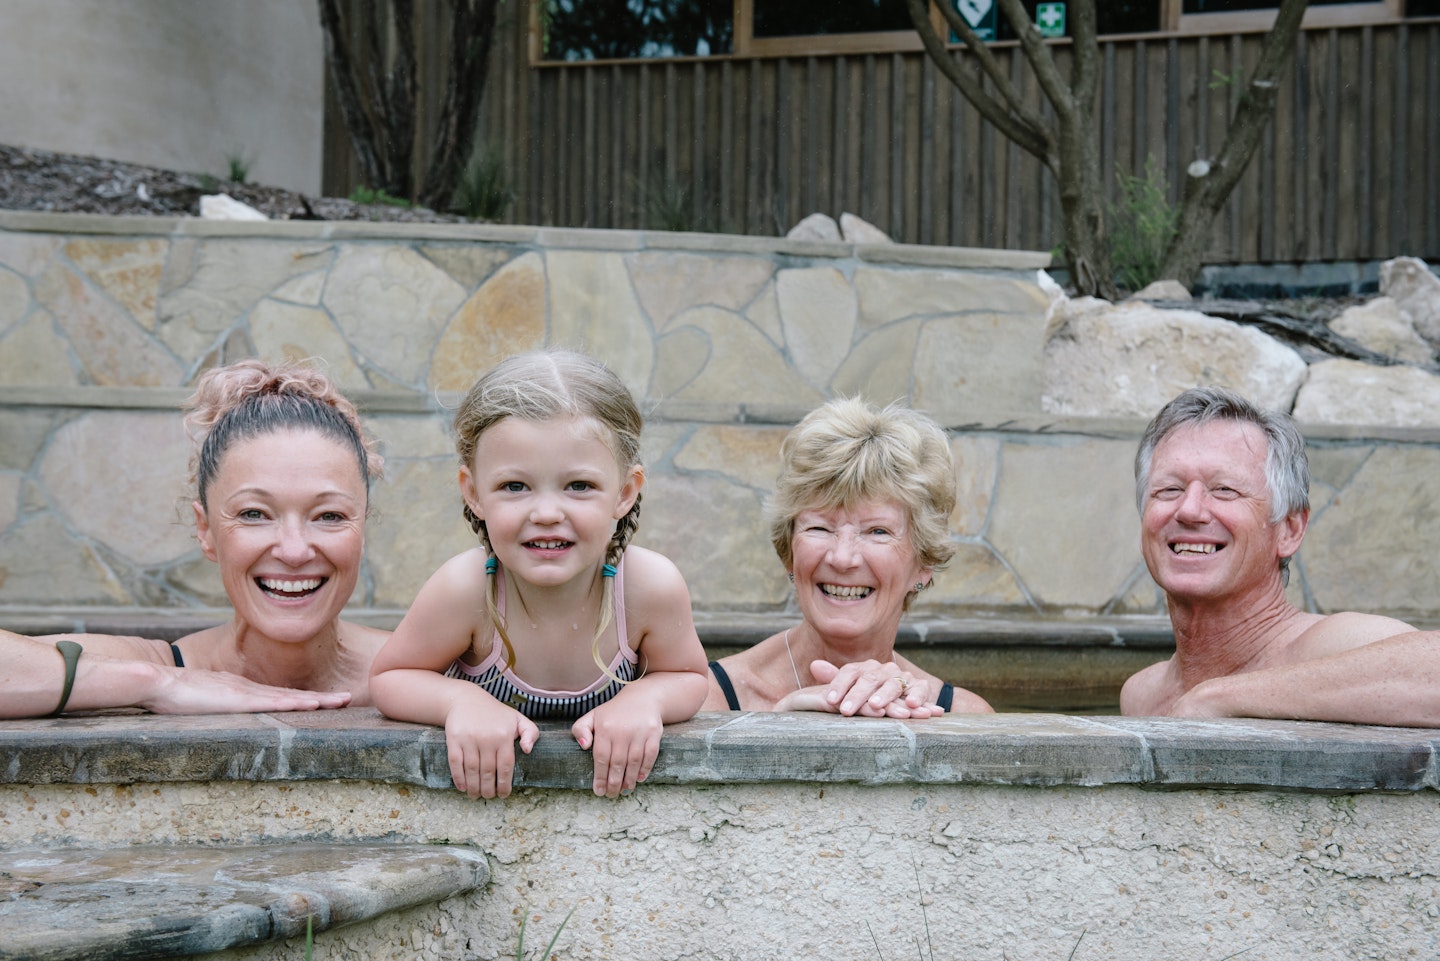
[1161,0,1310,287]
[907,0,1117,297]
[318,0,499,209]
[908,0,1309,298]
[419,0,499,211]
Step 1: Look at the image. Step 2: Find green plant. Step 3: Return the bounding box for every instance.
[1108,156,1179,293]
[515,905,576,961]
[224,149,252,184]
[304,914,313,961]
[349,185,414,208]
[453,146,516,220]
[640,173,714,233]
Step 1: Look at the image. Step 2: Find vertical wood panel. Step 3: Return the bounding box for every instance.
[1391,25,1410,255]
[322,18,1438,265]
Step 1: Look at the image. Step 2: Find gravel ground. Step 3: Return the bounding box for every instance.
[0,142,462,223]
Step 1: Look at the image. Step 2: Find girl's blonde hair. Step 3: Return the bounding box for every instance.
[454,349,644,679]
[185,359,382,509]
[767,397,956,611]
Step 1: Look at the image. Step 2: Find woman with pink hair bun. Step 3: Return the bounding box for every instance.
[2,359,389,718]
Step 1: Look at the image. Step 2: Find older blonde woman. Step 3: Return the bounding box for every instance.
[704,398,991,717]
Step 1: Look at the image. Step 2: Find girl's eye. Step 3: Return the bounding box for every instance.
[501,481,526,493]
[567,480,594,492]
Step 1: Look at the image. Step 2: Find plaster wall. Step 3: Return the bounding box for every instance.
[3,710,1438,961]
[0,0,323,193]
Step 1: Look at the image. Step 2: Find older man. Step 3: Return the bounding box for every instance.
[1120,386,1440,725]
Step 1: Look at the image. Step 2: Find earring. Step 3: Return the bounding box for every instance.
[913,581,928,593]
[788,572,795,583]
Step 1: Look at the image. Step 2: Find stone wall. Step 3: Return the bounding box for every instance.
[2,710,1438,960]
[3,211,1439,648]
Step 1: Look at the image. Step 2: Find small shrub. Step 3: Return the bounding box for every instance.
[224,149,252,185]
[454,147,516,220]
[349,185,414,208]
[1109,156,1178,293]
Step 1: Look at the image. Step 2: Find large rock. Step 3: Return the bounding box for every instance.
[839,213,891,244]
[1330,297,1434,365]
[1042,296,1307,417]
[1293,358,1440,427]
[1380,256,1440,348]
[786,213,842,243]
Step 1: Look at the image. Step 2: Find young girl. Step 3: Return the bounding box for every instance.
[370,349,710,800]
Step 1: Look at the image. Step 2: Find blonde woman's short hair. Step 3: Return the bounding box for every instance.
[767,398,957,581]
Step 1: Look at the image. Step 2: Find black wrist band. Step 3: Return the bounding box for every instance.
[50,641,83,717]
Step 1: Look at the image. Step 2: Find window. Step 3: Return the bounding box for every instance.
[535,0,1419,63]
[1173,0,1404,32]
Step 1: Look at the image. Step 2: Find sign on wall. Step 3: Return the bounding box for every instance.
[953,0,997,41]
[1036,2,1066,37]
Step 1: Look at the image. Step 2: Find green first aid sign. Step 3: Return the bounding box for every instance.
[953,0,996,42]
[1036,2,1066,37]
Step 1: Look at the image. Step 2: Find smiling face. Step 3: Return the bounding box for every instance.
[789,498,931,650]
[193,428,367,645]
[460,414,642,588]
[1141,420,1306,607]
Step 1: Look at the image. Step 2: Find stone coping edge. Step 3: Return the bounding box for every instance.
[0,209,1052,270]
[8,385,1440,444]
[1,708,1436,794]
[0,608,1180,647]
[0,842,488,961]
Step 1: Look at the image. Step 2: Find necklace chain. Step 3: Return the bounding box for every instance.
[782,629,803,691]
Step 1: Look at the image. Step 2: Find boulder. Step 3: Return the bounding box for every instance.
[1293,358,1440,427]
[1043,296,1307,417]
[1380,256,1440,348]
[199,193,267,221]
[1330,296,1434,365]
[1128,280,1192,303]
[839,213,891,244]
[786,213,842,243]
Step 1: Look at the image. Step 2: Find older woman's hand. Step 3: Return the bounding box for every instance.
[807,659,946,719]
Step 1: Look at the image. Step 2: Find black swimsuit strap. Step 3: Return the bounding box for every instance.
[708,661,741,711]
[168,642,185,668]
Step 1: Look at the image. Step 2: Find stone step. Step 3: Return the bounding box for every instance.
[0,843,487,961]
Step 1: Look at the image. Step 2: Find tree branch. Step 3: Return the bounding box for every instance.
[905,0,1053,165]
[995,0,1074,126]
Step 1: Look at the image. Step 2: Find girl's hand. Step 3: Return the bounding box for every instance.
[809,659,945,718]
[445,696,540,799]
[572,700,663,798]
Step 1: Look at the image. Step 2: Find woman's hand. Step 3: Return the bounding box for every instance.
[142,665,352,714]
[807,659,946,718]
[444,695,540,799]
[572,698,663,798]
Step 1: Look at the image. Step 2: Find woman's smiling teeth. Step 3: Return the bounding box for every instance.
[258,577,322,596]
[1171,542,1219,555]
[821,583,873,598]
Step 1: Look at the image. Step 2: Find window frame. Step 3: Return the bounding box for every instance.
[529,0,1411,66]
[1168,0,1403,33]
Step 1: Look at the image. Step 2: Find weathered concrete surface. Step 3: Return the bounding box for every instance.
[0,710,1437,961]
[0,843,488,961]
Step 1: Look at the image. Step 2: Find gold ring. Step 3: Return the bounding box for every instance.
[895,676,910,696]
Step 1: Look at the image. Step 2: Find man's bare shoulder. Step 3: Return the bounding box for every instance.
[1284,610,1417,663]
[1119,657,1179,716]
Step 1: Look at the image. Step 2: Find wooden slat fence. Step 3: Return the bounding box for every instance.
[322,10,1440,266]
